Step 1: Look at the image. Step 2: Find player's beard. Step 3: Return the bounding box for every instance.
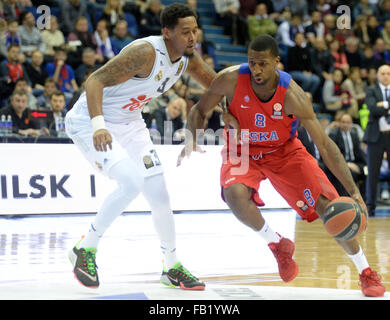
[184,50,194,57]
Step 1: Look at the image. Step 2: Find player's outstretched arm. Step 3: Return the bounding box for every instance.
[285,81,365,209]
[186,50,217,89]
[84,41,155,152]
[177,67,237,165]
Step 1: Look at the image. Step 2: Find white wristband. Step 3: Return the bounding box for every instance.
[91,115,106,132]
[384,101,389,109]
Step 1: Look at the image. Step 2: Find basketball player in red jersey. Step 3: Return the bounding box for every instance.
[179,35,386,297]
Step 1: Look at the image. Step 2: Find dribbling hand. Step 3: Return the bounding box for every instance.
[223,111,241,141]
[93,129,112,152]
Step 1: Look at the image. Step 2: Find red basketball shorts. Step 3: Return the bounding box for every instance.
[220,138,339,222]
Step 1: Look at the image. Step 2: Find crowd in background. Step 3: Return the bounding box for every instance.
[1,0,390,213]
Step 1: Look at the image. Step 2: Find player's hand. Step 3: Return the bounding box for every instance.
[176,143,205,167]
[223,111,241,141]
[93,129,112,152]
[351,191,368,219]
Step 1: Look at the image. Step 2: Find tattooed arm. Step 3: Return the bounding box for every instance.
[84,41,155,151]
[185,50,216,89]
[284,80,363,205]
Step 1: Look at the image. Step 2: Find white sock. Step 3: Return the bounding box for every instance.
[80,223,102,249]
[161,247,178,270]
[256,221,281,244]
[347,246,369,274]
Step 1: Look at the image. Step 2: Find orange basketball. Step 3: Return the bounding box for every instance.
[323,197,367,241]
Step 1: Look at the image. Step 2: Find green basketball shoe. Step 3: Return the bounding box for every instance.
[160,262,205,290]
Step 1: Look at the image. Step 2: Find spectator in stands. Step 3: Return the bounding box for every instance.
[47,90,67,136]
[287,0,309,20]
[363,66,378,89]
[287,32,321,98]
[0,19,6,59]
[271,0,289,15]
[238,0,258,18]
[60,0,88,36]
[17,11,45,58]
[277,13,304,47]
[323,13,336,43]
[381,20,390,50]
[12,76,38,110]
[152,97,186,143]
[328,113,366,196]
[36,77,57,109]
[323,68,359,120]
[313,0,331,18]
[0,19,20,60]
[366,15,381,46]
[363,64,390,216]
[122,0,147,24]
[75,47,101,86]
[94,19,118,63]
[304,10,325,45]
[248,3,278,41]
[112,19,133,51]
[361,45,382,76]
[139,0,163,37]
[0,44,30,101]
[352,0,378,22]
[40,16,65,59]
[379,0,390,26]
[2,0,25,21]
[341,66,366,109]
[213,0,249,46]
[67,16,104,67]
[353,15,379,47]
[0,90,43,136]
[23,49,48,94]
[345,37,363,69]
[45,45,78,101]
[329,38,349,76]
[310,36,334,82]
[102,0,125,35]
[373,38,390,66]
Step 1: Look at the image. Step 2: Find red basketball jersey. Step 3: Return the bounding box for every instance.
[225,64,298,156]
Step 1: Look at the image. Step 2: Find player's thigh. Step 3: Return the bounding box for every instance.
[66,116,128,176]
[266,150,338,222]
[111,120,164,178]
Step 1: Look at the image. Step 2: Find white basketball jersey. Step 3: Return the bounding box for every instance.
[71,36,189,124]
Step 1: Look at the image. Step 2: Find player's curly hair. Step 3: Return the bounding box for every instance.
[249,35,279,57]
[160,3,197,30]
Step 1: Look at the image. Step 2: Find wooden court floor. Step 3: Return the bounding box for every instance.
[204,217,390,291]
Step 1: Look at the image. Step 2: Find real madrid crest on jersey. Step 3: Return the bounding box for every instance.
[271,102,283,119]
[155,70,163,81]
[175,61,184,76]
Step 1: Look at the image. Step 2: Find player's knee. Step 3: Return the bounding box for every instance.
[224,185,251,206]
[109,159,144,198]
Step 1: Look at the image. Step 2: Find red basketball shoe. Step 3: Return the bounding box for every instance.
[268,236,299,282]
[359,267,386,297]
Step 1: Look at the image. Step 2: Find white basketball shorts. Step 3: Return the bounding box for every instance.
[65,109,163,178]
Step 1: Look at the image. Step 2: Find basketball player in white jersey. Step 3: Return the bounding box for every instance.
[65,3,216,290]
